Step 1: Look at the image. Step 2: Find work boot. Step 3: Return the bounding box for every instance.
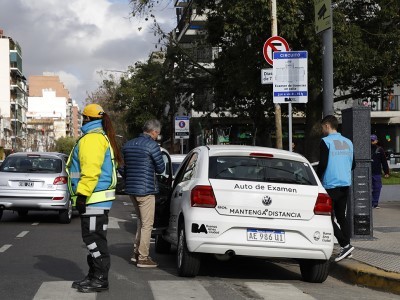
[78,276,109,293]
[71,275,92,289]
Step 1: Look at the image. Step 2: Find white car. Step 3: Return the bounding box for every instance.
[154,145,334,282]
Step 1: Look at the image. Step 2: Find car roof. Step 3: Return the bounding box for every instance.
[7,152,66,159]
[199,145,308,162]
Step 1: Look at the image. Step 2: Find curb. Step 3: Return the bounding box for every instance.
[330,259,400,295]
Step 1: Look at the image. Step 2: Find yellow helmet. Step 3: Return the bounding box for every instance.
[82,104,104,118]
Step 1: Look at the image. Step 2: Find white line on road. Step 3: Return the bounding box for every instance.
[0,244,12,253]
[32,222,39,226]
[16,231,29,238]
[245,282,316,300]
[33,281,95,300]
[149,281,212,300]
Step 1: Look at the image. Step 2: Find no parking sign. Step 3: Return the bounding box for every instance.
[175,116,190,139]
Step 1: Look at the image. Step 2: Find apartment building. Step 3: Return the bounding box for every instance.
[0,29,28,157]
[28,73,81,143]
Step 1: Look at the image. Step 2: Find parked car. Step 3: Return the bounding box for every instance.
[153,145,334,283]
[0,152,72,224]
[170,154,187,176]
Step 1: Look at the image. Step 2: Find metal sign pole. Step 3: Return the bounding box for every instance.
[289,103,293,152]
[180,138,183,154]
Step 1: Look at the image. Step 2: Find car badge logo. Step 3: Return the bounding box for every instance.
[262,195,272,206]
[314,231,321,241]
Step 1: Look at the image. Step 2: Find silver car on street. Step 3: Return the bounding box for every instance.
[0,152,72,223]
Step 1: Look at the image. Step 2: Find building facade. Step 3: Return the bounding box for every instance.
[0,29,28,157]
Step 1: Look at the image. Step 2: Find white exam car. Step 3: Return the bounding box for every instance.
[154,145,334,282]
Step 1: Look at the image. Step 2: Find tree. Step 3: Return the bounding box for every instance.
[128,0,400,161]
[54,136,76,155]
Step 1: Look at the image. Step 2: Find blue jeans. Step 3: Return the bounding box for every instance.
[371,174,382,207]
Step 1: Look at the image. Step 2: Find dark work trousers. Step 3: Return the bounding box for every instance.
[326,187,350,248]
[371,174,382,207]
[80,211,110,280]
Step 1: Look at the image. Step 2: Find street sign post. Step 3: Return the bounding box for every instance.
[272,51,308,104]
[262,36,290,66]
[175,116,190,154]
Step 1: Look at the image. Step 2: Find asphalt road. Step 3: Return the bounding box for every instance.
[0,195,398,300]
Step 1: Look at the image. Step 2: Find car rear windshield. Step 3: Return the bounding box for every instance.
[209,156,318,186]
[0,156,63,173]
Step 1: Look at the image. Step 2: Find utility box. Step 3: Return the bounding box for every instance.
[342,106,373,239]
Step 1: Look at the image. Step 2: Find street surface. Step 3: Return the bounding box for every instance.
[0,195,398,300]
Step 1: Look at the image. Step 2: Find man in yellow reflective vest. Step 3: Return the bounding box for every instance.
[67,104,122,293]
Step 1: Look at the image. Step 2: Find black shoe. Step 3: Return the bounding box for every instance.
[71,275,91,289]
[335,244,355,262]
[78,277,109,293]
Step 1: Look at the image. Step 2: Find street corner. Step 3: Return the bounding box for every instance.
[329,258,400,295]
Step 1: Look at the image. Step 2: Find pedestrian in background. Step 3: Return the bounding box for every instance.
[371,134,390,209]
[123,119,165,268]
[67,104,123,293]
[317,115,356,262]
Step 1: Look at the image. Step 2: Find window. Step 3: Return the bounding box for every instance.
[182,153,198,182]
[0,157,62,173]
[209,156,317,186]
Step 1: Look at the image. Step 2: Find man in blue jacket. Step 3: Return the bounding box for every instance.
[123,120,165,268]
[317,115,355,262]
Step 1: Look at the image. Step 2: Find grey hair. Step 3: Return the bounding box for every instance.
[143,119,161,133]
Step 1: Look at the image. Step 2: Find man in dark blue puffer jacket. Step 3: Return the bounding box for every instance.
[122,119,165,268]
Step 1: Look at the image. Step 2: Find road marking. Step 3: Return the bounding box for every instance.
[16,231,29,238]
[108,216,128,229]
[0,244,12,253]
[149,280,212,300]
[130,213,137,219]
[245,282,316,300]
[33,281,95,300]
[32,222,39,226]
[123,202,132,206]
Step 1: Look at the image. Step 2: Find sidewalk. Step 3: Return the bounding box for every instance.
[330,201,400,295]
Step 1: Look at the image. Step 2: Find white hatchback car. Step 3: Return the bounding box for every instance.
[154,145,334,282]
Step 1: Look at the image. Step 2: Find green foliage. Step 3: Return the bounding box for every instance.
[54,136,76,155]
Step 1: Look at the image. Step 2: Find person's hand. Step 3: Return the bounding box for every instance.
[76,195,87,214]
[384,174,389,178]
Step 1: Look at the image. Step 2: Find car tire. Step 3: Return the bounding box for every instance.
[155,234,171,254]
[299,259,330,283]
[17,209,29,218]
[177,223,200,277]
[59,199,72,224]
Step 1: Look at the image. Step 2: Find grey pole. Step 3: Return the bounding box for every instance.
[288,103,292,152]
[322,17,334,117]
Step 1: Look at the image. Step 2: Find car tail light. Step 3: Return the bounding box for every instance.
[314,193,332,215]
[53,176,67,185]
[191,185,217,208]
[52,196,64,201]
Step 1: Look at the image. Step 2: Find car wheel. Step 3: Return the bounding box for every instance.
[177,223,200,277]
[299,259,330,283]
[155,234,171,254]
[59,199,72,224]
[17,209,29,218]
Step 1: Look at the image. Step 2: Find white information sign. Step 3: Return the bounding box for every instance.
[261,68,273,84]
[175,116,190,139]
[273,51,308,103]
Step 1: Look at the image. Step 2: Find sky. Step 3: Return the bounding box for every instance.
[0,0,176,108]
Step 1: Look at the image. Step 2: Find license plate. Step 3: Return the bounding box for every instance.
[19,181,34,187]
[247,229,285,243]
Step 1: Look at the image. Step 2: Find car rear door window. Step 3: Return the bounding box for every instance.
[209,156,317,185]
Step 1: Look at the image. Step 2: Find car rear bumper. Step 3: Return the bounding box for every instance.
[0,191,70,210]
[183,211,334,260]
